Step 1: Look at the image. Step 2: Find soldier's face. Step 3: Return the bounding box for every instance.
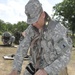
[32,11,45,29]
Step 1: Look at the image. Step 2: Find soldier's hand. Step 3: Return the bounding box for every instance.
[8,70,18,75]
[34,69,47,75]
[22,31,26,37]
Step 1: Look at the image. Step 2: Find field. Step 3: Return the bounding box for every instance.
[0,36,29,75]
[0,35,75,75]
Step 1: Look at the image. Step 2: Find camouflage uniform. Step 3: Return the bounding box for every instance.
[9,36,15,44]
[2,32,15,45]
[12,20,72,75]
[12,0,72,75]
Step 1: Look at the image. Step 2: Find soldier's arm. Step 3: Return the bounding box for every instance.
[11,25,33,74]
[44,23,72,75]
[22,31,26,37]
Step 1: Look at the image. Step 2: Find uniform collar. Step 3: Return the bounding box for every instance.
[43,12,51,32]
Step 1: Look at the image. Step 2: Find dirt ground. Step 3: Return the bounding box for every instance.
[0,46,29,75]
[67,48,75,75]
[0,45,75,75]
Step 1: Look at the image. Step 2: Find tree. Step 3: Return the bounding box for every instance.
[53,0,75,36]
[0,19,28,36]
[16,21,28,32]
[6,22,13,32]
[13,21,28,44]
[0,19,7,33]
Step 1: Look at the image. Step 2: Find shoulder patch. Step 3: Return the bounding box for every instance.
[57,38,69,52]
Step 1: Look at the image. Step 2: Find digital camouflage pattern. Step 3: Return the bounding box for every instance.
[12,0,72,75]
[25,0,43,24]
[2,32,15,46]
[12,20,72,75]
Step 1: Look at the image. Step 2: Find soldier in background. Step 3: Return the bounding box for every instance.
[14,31,21,44]
[2,32,15,46]
[8,0,72,75]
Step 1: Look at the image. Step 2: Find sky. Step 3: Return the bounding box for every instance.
[0,0,63,24]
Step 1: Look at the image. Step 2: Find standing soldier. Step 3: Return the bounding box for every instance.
[8,0,72,75]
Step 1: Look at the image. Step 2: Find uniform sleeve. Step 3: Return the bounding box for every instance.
[44,23,72,75]
[12,25,33,74]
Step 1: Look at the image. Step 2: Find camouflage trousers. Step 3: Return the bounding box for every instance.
[23,67,68,75]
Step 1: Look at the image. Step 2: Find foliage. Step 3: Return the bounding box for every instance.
[53,0,75,36]
[0,31,2,35]
[13,21,28,33]
[0,19,28,34]
[0,20,7,32]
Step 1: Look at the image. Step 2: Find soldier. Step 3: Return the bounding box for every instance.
[9,0,72,75]
[2,32,15,46]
